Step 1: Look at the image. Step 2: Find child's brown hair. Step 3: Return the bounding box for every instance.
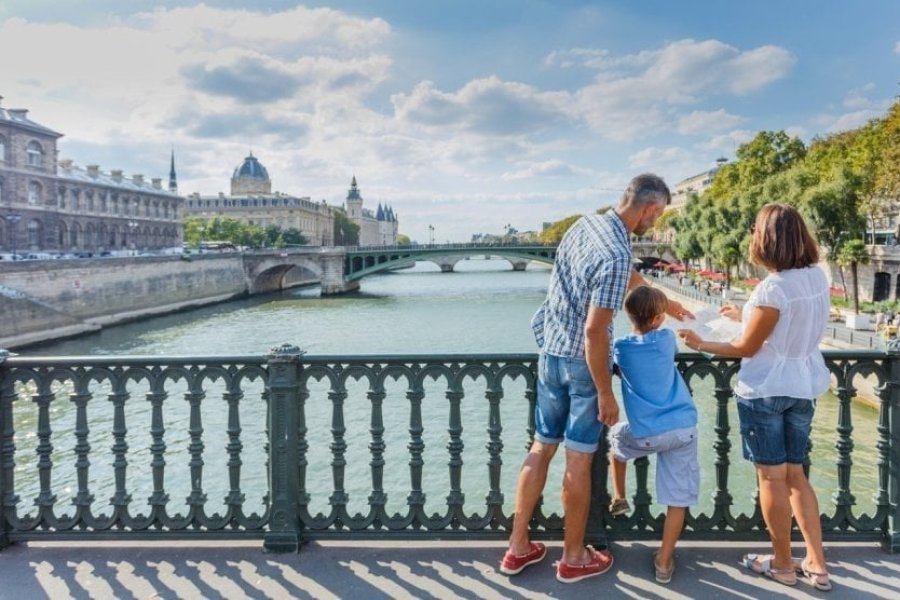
[623,285,668,331]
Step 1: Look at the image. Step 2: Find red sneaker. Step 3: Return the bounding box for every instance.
[556,546,614,583]
[500,542,547,575]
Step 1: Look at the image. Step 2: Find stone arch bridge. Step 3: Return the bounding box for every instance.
[242,241,673,295]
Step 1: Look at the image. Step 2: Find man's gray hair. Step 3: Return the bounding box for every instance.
[620,173,671,208]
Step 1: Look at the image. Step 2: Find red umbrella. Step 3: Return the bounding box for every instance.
[667,263,686,272]
[742,277,762,286]
[830,287,845,297]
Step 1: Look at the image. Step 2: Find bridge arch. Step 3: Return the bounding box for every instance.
[246,256,323,294]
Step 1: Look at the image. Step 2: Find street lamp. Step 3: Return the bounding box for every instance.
[7,213,22,259]
[428,224,434,246]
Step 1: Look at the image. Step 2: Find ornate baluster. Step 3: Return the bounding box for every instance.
[367,381,387,526]
[224,382,244,521]
[484,381,504,527]
[446,380,465,527]
[264,344,303,553]
[108,375,131,517]
[70,376,94,519]
[832,368,856,517]
[296,380,310,522]
[0,354,20,548]
[32,378,57,523]
[712,367,734,527]
[407,386,426,525]
[184,375,207,521]
[146,375,169,522]
[329,382,349,526]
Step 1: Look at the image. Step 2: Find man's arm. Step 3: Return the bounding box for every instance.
[584,305,619,426]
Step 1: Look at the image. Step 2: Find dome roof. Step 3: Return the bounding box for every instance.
[233,153,269,180]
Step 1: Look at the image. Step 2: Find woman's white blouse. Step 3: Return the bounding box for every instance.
[734,266,831,400]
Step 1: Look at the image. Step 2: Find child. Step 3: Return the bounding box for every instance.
[608,285,699,583]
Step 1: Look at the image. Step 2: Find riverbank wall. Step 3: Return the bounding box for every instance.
[0,254,318,349]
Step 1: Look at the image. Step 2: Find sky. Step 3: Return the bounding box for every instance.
[1,1,898,242]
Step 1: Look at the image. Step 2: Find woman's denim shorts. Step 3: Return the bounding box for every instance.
[736,395,815,465]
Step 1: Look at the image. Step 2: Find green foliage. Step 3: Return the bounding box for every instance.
[333,209,360,245]
[181,216,308,248]
[396,233,411,245]
[540,214,582,244]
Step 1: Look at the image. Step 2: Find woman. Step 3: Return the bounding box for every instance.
[678,203,831,591]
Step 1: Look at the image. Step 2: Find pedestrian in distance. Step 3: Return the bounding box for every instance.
[499,173,693,583]
[679,203,832,591]
[608,285,698,584]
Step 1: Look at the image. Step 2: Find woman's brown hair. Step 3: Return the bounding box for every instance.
[749,203,819,271]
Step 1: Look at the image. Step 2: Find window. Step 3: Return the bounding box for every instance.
[26,141,43,167]
[71,190,80,212]
[0,135,6,162]
[27,219,41,246]
[57,222,67,247]
[58,188,66,209]
[28,181,41,205]
[99,193,107,213]
[86,191,94,213]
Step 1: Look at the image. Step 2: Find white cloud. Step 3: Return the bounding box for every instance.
[895,41,900,53]
[813,87,893,133]
[564,39,793,140]
[501,159,591,181]
[391,76,573,136]
[677,109,745,135]
[698,129,755,155]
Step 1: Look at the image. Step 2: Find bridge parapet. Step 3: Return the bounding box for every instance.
[0,349,896,553]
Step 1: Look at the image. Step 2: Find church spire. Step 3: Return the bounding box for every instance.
[168,148,178,193]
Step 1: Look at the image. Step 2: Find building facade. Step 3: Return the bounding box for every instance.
[184,153,335,246]
[669,157,728,211]
[0,98,183,255]
[344,176,398,246]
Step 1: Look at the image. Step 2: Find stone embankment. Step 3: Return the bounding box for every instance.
[0,254,318,349]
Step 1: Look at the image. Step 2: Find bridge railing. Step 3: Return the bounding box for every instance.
[1,347,897,553]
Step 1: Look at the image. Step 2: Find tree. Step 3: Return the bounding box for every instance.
[396,233,411,245]
[281,228,308,246]
[333,209,359,246]
[540,214,582,244]
[837,239,870,315]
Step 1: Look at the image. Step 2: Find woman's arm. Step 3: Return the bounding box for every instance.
[679,305,779,358]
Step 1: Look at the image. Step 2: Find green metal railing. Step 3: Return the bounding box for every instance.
[0,346,898,553]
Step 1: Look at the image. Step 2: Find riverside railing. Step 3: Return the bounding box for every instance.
[0,346,898,553]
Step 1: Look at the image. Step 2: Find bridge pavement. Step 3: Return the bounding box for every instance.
[1,539,895,599]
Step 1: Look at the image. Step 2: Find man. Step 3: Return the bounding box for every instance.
[499,173,692,583]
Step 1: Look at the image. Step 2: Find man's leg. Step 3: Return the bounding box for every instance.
[560,448,594,564]
[507,440,557,554]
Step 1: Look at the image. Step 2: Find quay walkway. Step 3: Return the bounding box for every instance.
[1,539,896,599]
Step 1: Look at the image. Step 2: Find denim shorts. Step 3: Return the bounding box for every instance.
[534,352,602,454]
[609,423,699,507]
[736,395,815,465]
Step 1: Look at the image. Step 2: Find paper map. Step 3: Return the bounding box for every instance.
[671,307,743,343]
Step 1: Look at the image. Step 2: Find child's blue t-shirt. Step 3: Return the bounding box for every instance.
[613,328,697,438]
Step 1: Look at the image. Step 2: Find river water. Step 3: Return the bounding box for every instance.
[20,259,880,521]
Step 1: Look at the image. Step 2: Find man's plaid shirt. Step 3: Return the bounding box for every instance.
[531,211,632,357]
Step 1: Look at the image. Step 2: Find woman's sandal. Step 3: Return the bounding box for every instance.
[795,558,832,591]
[741,553,797,586]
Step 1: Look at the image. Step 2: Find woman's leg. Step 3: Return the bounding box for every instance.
[756,463,795,571]
[786,463,828,573]
[610,456,626,500]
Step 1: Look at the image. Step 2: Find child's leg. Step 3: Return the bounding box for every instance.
[610,456,626,500]
[657,505,685,568]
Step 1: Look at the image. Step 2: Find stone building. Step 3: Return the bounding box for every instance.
[0,97,183,255]
[343,176,398,246]
[184,153,335,246]
[669,157,728,211]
